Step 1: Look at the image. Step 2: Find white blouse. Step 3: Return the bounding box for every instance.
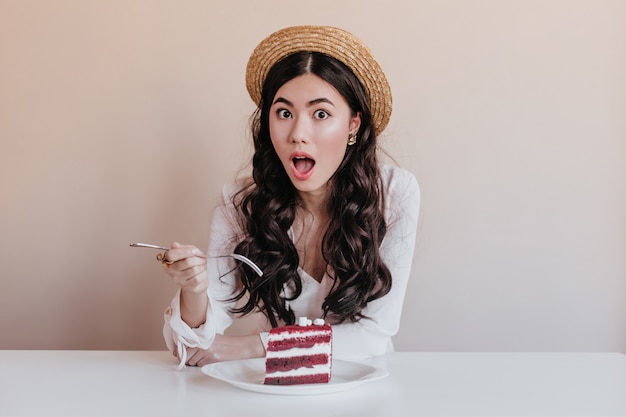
[164,164,420,368]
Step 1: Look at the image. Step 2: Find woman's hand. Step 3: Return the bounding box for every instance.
[162,242,209,327]
[162,242,208,294]
[179,335,265,367]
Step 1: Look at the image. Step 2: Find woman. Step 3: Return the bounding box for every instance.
[161,26,420,368]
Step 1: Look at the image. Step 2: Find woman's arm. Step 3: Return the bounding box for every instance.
[160,242,209,327]
[162,184,245,363]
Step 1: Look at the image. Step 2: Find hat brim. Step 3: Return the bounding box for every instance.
[246,26,392,136]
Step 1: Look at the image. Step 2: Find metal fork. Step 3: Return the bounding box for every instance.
[129,242,263,276]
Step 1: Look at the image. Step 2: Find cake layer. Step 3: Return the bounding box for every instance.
[265,354,329,372]
[265,344,331,358]
[265,362,330,378]
[267,330,331,351]
[264,373,330,385]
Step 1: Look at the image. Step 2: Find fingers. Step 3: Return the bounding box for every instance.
[185,347,215,367]
[182,335,265,367]
[165,242,204,264]
[171,265,208,293]
[169,256,206,276]
[161,243,209,292]
[175,264,207,286]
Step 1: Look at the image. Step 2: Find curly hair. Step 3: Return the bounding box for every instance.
[228,51,391,328]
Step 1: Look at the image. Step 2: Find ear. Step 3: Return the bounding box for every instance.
[349,111,362,135]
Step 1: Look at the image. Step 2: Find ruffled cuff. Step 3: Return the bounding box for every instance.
[163,288,215,370]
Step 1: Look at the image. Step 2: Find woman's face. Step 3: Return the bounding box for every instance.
[269,73,361,199]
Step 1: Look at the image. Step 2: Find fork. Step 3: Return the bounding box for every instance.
[129,242,263,276]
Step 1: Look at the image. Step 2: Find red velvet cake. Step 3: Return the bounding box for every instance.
[263,317,332,385]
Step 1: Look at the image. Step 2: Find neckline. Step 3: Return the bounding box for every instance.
[297,266,326,285]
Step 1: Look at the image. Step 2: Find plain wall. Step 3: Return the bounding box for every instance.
[1,0,624,352]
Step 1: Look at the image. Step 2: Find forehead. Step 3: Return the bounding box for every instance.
[273,73,346,105]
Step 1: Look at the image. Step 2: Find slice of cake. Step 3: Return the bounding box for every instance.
[263,317,332,385]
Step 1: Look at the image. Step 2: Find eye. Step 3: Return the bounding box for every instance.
[276,109,292,119]
[314,110,329,120]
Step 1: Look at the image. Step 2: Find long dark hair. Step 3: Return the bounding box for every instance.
[228,51,391,327]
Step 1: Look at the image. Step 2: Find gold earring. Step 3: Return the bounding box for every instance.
[347,133,357,146]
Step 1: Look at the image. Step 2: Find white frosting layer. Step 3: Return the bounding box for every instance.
[266,344,331,358]
[265,363,331,379]
[268,329,330,342]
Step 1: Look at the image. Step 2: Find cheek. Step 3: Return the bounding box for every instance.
[269,127,291,163]
[317,139,348,170]
[318,126,348,153]
[268,122,282,149]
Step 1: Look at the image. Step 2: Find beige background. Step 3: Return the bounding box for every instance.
[1,0,624,353]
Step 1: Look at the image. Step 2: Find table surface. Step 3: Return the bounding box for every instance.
[1,350,625,417]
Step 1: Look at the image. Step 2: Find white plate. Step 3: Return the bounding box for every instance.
[201,358,388,395]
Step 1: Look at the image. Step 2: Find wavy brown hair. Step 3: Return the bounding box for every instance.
[228,51,391,327]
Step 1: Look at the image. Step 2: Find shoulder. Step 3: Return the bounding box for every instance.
[379,163,421,229]
[220,177,254,203]
[211,178,253,224]
[209,179,254,242]
[379,163,420,202]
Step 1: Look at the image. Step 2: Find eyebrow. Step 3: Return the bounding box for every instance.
[272,97,335,107]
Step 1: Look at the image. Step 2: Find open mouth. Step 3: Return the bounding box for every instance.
[290,153,316,180]
[293,156,315,174]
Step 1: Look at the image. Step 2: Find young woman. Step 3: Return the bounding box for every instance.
[160,26,420,368]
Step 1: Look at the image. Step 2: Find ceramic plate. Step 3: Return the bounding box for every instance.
[201,358,388,395]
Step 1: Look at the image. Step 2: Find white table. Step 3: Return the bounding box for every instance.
[1,351,625,416]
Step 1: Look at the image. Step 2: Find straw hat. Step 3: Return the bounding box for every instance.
[246,26,392,136]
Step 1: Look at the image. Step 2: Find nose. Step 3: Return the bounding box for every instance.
[290,135,306,144]
[290,116,309,144]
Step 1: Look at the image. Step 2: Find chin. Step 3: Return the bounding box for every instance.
[292,180,329,196]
